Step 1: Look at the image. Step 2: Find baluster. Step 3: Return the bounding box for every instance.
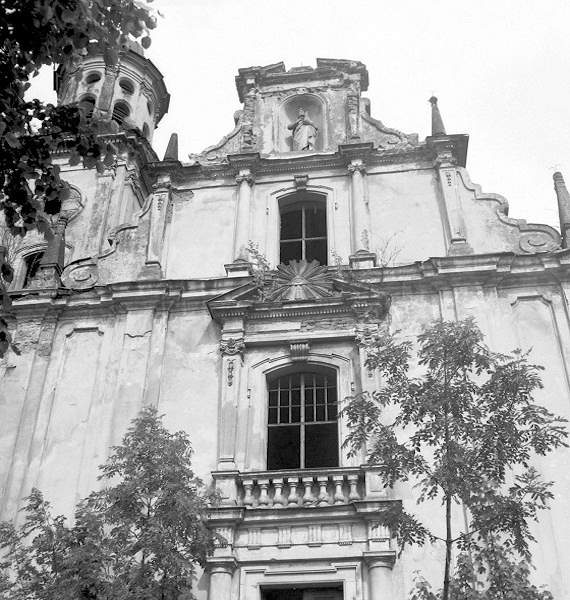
[242,479,254,508]
[272,477,285,508]
[287,477,300,507]
[332,474,346,504]
[347,474,360,501]
[258,478,270,508]
[302,476,316,506]
[317,475,330,506]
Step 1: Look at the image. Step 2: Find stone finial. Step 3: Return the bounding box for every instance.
[163,133,178,161]
[429,96,447,136]
[554,171,570,248]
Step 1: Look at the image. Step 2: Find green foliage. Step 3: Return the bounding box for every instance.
[0,0,158,356]
[0,407,217,600]
[343,318,568,600]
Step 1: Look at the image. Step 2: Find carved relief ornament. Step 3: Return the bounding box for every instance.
[219,337,246,356]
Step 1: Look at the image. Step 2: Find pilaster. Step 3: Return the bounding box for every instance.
[142,175,173,279]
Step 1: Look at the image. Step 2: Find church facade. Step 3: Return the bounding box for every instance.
[1,48,570,600]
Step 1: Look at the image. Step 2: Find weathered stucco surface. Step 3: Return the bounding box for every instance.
[2,58,569,600]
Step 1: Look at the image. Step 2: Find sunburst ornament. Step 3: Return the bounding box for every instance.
[267,260,333,301]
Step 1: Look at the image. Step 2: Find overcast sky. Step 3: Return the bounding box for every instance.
[32,0,570,229]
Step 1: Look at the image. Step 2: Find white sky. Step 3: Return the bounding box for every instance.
[31,0,570,229]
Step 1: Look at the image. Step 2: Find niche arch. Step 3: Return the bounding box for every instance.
[279,93,327,153]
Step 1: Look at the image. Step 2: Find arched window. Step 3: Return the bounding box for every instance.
[85,72,101,85]
[23,251,44,288]
[267,368,338,470]
[80,95,95,118]
[118,78,135,95]
[142,123,150,138]
[280,192,327,265]
[112,101,130,125]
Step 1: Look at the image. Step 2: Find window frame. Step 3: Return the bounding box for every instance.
[278,192,328,266]
[266,366,339,471]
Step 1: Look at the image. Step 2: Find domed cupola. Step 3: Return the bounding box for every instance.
[54,41,169,142]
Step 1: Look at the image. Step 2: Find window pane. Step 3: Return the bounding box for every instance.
[305,239,327,265]
[305,207,327,237]
[316,388,325,405]
[268,406,278,424]
[291,406,301,422]
[267,425,300,470]
[304,423,338,468]
[316,403,325,421]
[280,240,302,264]
[269,390,278,407]
[290,373,301,389]
[280,406,290,424]
[291,387,301,407]
[281,209,302,240]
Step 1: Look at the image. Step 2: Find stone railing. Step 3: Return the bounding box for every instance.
[235,467,365,509]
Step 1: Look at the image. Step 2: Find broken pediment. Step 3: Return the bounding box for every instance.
[208,260,391,329]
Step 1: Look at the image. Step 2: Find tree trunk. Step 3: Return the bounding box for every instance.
[442,491,452,600]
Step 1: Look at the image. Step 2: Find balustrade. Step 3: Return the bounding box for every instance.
[233,468,365,509]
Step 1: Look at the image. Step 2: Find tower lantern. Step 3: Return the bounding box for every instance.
[54,41,169,142]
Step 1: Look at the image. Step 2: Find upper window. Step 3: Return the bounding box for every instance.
[80,95,96,118]
[267,369,338,470]
[118,78,135,95]
[85,72,101,85]
[23,252,44,288]
[280,193,327,265]
[112,101,130,125]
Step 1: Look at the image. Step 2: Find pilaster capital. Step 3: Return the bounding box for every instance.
[363,550,397,569]
[206,556,237,576]
[348,162,367,175]
[235,172,254,186]
[219,337,246,356]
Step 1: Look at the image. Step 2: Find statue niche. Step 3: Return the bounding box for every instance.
[280,95,325,153]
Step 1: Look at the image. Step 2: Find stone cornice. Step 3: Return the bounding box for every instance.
[6,251,570,320]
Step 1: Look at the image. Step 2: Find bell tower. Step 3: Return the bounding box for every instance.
[54,41,170,142]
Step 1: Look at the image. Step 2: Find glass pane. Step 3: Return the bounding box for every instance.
[291,405,301,423]
[291,388,301,406]
[290,373,301,389]
[269,390,278,407]
[280,407,289,424]
[316,388,325,405]
[280,241,302,264]
[305,239,327,265]
[281,209,302,240]
[316,403,325,421]
[267,425,300,470]
[305,207,327,237]
[328,403,337,420]
[279,389,289,408]
[305,402,315,422]
[268,406,278,424]
[304,423,339,468]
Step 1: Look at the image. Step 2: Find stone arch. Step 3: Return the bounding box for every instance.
[279,93,327,152]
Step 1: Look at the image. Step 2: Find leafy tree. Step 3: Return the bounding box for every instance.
[0,0,159,356]
[0,407,218,600]
[343,318,567,600]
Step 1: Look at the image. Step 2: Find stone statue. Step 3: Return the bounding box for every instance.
[288,108,318,151]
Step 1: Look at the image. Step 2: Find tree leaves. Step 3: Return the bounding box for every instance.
[343,318,568,600]
[0,0,159,358]
[0,408,217,600]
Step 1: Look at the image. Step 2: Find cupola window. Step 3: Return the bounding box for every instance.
[267,369,338,470]
[85,72,101,85]
[80,95,96,118]
[112,101,130,125]
[118,78,135,95]
[280,193,327,265]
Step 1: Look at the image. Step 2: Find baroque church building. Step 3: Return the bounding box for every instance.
[1,46,570,600]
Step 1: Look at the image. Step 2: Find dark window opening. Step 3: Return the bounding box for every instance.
[280,195,327,265]
[23,252,44,288]
[80,95,96,118]
[118,78,134,95]
[267,370,338,470]
[142,123,150,138]
[262,586,343,600]
[112,101,130,125]
[85,72,101,85]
